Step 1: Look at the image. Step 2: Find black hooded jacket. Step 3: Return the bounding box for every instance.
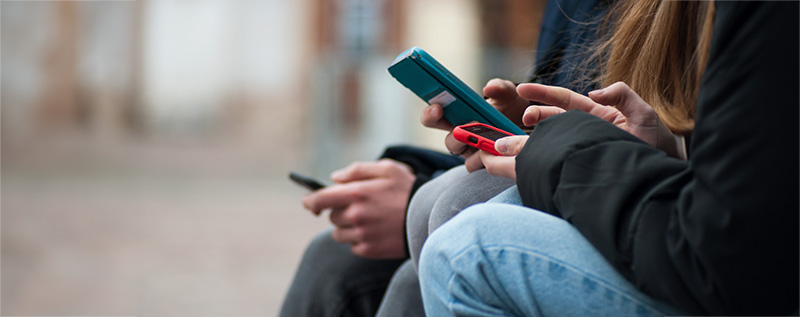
[515,2,799,315]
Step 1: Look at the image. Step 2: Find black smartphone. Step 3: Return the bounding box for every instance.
[289,171,326,191]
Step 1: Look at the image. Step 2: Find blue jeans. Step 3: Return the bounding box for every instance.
[407,166,514,268]
[418,201,685,317]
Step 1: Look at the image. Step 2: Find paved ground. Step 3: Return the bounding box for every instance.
[2,137,332,316]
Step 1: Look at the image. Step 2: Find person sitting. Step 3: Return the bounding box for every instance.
[418,1,799,315]
[280,0,614,315]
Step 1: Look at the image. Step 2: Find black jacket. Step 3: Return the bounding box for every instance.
[515,2,799,315]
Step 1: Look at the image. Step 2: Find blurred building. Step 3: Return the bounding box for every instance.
[1,0,545,315]
[2,0,544,175]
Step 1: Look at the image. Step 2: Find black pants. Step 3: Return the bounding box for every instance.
[279,230,424,317]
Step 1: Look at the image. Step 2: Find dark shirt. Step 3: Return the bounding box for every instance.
[515,2,799,315]
[530,0,610,94]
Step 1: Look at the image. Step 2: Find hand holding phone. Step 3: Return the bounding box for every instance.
[453,123,514,156]
[294,161,415,259]
[388,47,525,135]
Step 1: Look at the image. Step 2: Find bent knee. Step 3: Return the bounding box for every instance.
[428,172,514,231]
[421,203,564,263]
[302,229,350,263]
[419,204,498,268]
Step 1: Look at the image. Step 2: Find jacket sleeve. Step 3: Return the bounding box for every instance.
[379,145,464,256]
[379,145,464,202]
[515,2,798,315]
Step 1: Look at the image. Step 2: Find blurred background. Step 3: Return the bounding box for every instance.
[1,0,545,315]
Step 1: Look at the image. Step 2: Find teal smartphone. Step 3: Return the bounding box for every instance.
[388,47,525,135]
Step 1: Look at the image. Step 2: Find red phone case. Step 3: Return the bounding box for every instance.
[453,123,514,156]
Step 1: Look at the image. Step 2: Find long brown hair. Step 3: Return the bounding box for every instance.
[595,0,715,134]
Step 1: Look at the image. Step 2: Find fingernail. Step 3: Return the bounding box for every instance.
[331,170,345,181]
[495,137,510,154]
[589,88,605,96]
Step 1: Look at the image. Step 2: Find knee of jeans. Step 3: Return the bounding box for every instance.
[431,183,482,222]
[406,196,431,242]
[428,173,513,232]
[419,204,494,268]
[407,169,460,239]
[423,203,554,260]
[418,228,448,283]
[304,229,339,259]
[427,191,464,233]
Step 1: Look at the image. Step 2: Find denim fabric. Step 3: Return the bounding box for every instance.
[419,203,684,317]
[486,185,523,205]
[406,166,514,268]
[406,166,469,269]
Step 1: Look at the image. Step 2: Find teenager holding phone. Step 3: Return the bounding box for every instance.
[419,1,799,315]
[280,1,612,316]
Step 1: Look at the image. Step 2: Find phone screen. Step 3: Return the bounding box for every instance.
[463,124,512,141]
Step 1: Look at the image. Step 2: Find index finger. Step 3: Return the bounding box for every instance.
[516,83,598,113]
[517,83,620,123]
[332,160,407,183]
[302,181,371,215]
[522,105,566,127]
